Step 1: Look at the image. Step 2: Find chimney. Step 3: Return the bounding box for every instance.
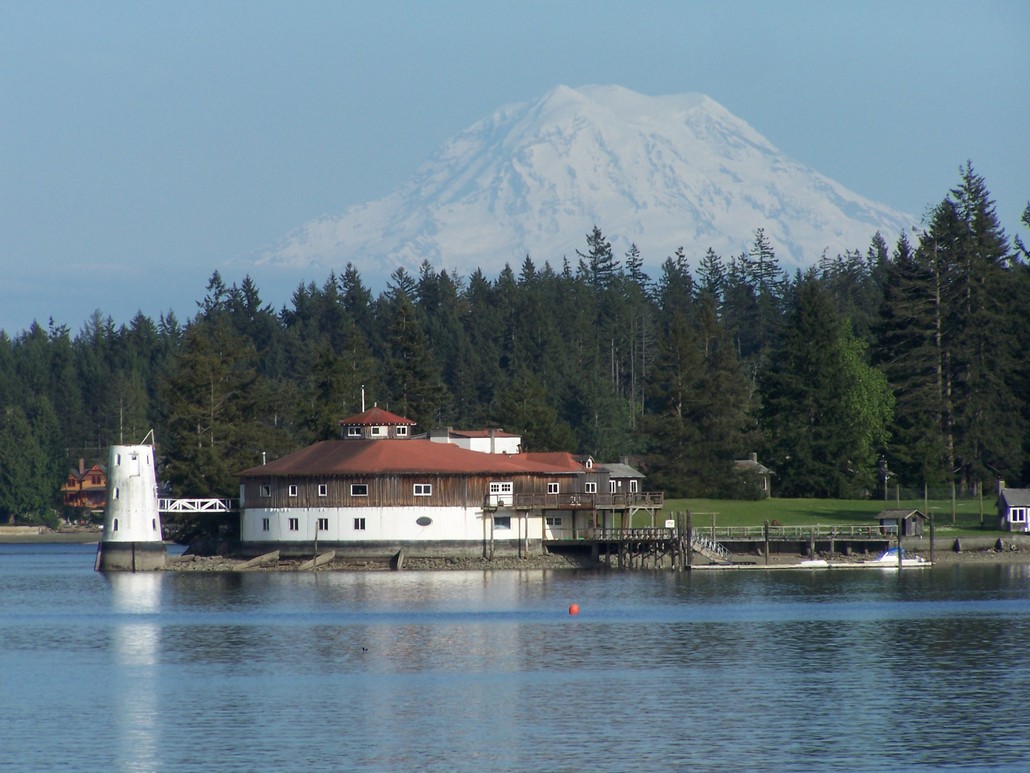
[489,428,496,454]
[749,452,758,463]
[79,458,85,475]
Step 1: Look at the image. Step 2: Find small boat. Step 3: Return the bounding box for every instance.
[864,546,930,568]
[796,558,829,568]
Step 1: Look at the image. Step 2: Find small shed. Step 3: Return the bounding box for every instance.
[997,488,1030,533]
[876,509,927,537]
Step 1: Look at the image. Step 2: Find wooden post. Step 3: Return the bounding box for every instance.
[979,481,984,527]
[808,528,814,558]
[929,511,935,564]
[763,520,770,566]
[686,510,693,569]
[898,523,903,570]
[951,482,956,526]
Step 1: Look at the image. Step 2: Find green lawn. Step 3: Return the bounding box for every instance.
[641,496,999,535]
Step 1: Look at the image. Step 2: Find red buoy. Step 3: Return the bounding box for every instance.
[568,603,580,616]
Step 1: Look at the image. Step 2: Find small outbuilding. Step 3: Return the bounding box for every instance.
[876,509,927,537]
[997,487,1030,533]
[734,453,773,497]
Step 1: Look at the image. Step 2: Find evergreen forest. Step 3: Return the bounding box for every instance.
[3,164,1029,524]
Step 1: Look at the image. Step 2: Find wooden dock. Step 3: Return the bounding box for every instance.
[545,518,898,569]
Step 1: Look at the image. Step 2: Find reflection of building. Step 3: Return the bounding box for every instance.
[238,407,662,556]
[61,459,107,513]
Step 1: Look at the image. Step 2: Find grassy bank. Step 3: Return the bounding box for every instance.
[652,497,999,535]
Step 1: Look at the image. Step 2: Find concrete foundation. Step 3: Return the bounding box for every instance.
[96,541,167,572]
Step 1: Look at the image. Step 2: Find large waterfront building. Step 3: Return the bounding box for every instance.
[238,407,662,557]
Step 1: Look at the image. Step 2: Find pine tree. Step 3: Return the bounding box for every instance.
[761,274,892,497]
[383,294,449,430]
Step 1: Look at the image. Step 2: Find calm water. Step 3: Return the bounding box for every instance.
[2,544,1029,772]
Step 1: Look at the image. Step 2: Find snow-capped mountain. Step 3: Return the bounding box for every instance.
[256,85,914,278]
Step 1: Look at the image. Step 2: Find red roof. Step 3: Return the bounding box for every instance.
[240,439,583,477]
[338,406,416,427]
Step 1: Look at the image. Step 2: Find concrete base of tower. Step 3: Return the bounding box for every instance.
[95,541,168,572]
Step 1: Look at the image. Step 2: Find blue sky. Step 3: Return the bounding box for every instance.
[1,0,1027,335]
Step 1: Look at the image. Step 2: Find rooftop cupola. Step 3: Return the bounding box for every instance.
[338,406,417,440]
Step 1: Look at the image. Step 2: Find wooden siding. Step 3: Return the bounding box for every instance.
[242,471,580,510]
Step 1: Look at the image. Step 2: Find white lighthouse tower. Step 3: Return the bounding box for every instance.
[96,441,166,572]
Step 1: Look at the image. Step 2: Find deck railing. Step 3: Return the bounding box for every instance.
[708,524,897,539]
[544,523,898,543]
[507,492,664,510]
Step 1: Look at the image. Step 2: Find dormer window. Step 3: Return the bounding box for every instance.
[585,458,593,469]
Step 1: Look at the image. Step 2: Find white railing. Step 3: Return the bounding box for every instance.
[158,498,237,513]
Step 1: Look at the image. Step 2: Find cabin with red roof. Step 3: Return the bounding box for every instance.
[238,409,662,557]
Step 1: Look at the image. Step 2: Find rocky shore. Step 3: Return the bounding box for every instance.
[166,550,600,572]
[7,526,1029,571]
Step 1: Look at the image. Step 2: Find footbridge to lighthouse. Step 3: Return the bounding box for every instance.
[158,498,238,514]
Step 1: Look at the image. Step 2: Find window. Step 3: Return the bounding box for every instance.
[489,482,513,494]
[414,483,432,497]
[288,484,298,497]
[347,425,362,438]
[262,518,270,531]
[316,518,329,531]
[370,426,384,436]
[609,480,617,493]
[353,517,366,531]
[259,484,271,497]
[630,480,639,493]
[584,482,597,494]
[113,487,120,500]
[585,458,592,468]
[545,516,562,527]
[318,484,328,497]
[547,482,559,494]
[288,518,299,531]
[1012,508,1027,523]
[113,518,118,532]
[351,483,369,497]
[494,516,511,530]
[396,426,408,437]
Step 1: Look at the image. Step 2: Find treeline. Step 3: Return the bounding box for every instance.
[2,163,1028,523]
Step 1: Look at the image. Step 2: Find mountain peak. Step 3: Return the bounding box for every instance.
[256,85,913,279]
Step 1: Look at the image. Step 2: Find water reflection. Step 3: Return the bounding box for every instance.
[6,548,1030,771]
[108,572,162,772]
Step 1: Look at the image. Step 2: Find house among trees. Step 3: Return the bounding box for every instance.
[996,487,1030,533]
[237,408,662,556]
[61,460,107,515]
[734,453,773,497]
